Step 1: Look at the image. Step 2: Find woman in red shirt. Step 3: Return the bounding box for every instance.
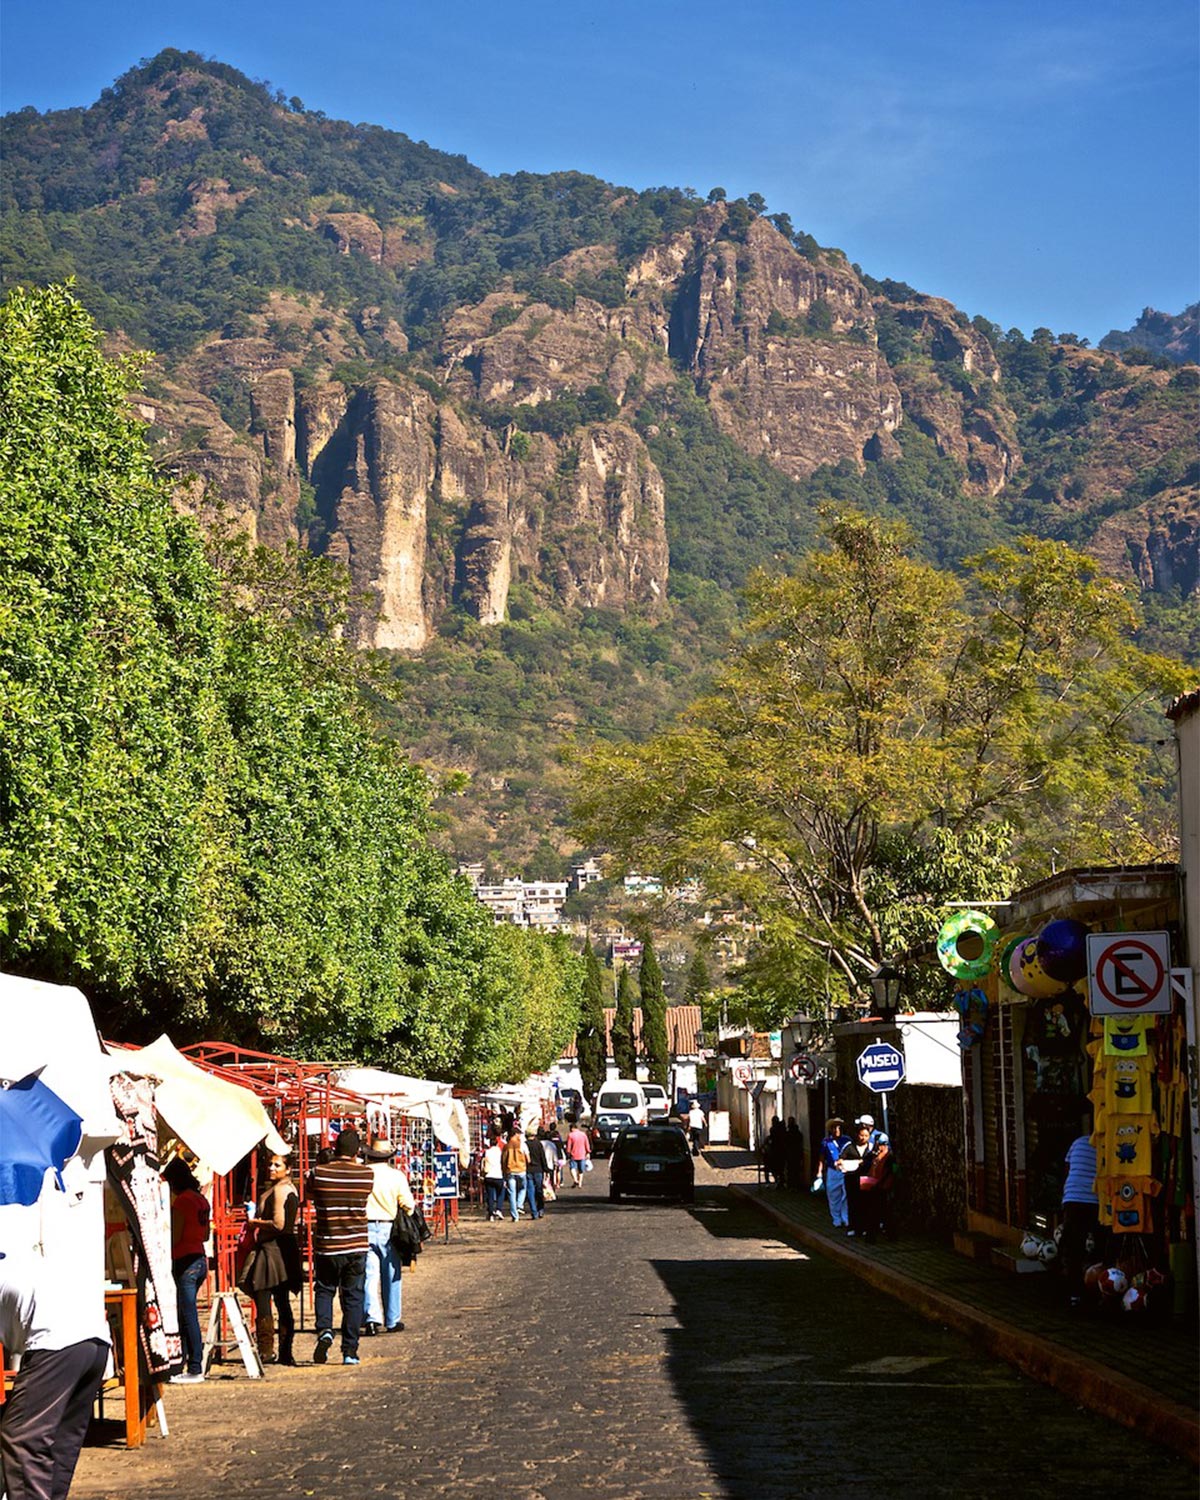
[163,1158,210,1382]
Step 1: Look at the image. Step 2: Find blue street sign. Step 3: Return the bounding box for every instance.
[433,1151,459,1199]
[856,1042,906,1094]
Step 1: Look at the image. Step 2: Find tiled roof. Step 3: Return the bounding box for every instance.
[1166,688,1200,722]
[559,1004,702,1061]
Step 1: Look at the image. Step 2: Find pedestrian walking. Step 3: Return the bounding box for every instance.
[362,1137,415,1335]
[784,1117,805,1188]
[482,1135,505,1220]
[764,1118,787,1186]
[539,1126,562,1194]
[566,1120,591,1185]
[524,1125,548,1218]
[686,1100,706,1157]
[502,1126,529,1220]
[163,1157,210,1383]
[838,1119,874,1237]
[307,1128,373,1365]
[1060,1126,1100,1309]
[815,1117,850,1228]
[240,1153,301,1365]
[0,1251,111,1500]
[857,1134,896,1242]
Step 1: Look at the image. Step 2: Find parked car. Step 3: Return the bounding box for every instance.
[590,1113,631,1157]
[642,1083,670,1120]
[608,1124,695,1203]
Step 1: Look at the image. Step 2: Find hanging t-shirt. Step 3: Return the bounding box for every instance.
[1103,1016,1154,1057]
[1106,1114,1158,1176]
[1100,1175,1160,1234]
[1104,1054,1154,1115]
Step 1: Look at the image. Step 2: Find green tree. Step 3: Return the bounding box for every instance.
[0,284,583,1085]
[612,964,638,1077]
[683,947,711,1010]
[572,513,1185,1016]
[0,282,227,1006]
[638,936,669,1088]
[576,941,608,1106]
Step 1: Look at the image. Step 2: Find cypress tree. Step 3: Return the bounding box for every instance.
[613,965,638,1078]
[576,940,608,1109]
[639,936,669,1088]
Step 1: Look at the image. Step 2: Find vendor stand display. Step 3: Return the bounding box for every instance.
[949,867,1195,1321]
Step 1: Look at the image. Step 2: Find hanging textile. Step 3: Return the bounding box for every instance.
[106,1071,182,1379]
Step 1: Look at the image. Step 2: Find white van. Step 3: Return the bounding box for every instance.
[594,1079,649,1126]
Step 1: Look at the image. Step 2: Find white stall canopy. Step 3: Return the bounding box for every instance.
[119,1035,289,1174]
[335,1067,470,1166]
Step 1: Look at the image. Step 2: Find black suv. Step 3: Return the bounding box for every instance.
[609,1124,695,1203]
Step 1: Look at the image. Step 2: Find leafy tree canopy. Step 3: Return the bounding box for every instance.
[0,283,578,1080]
[571,514,1186,1022]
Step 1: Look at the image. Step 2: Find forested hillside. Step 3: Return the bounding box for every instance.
[3,51,1195,872]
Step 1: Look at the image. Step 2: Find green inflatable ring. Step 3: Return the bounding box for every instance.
[996,934,1025,982]
[936,909,998,980]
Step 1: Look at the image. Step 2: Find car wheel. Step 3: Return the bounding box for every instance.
[609,1185,621,1203]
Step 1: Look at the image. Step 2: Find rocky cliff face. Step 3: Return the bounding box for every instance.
[132,198,1192,644]
[155,329,670,648]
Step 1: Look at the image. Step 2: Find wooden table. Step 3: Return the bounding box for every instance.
[104,1285,150,1448]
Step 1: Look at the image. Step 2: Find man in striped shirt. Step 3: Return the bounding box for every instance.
[308,1129,373,1365]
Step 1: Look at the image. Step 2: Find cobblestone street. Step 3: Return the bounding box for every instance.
[71,1160,1197,1500]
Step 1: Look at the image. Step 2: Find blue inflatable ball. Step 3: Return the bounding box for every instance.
[1036,918,1089,983]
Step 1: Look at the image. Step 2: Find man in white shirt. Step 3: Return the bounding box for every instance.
[687,1102,706,1157]
[362,1138,416,1335]
[0,1250,111,1500]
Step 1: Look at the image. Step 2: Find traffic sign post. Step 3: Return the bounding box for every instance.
[856,1042,906,1093]
[857,1040,906,1144]
[1085,931,1172,1016]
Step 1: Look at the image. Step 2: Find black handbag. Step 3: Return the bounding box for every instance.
[389,1207,421,1265]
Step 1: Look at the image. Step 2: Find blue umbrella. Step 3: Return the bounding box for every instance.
[0,1072,83,1207]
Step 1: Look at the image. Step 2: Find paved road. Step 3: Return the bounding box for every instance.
[71,1160,1196,1499]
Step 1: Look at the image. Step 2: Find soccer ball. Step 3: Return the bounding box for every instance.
[1098,1267,1128,1299]
[1053,1224,1064,1245]
[1021,1233,1042,1260]
[1122,1286,1148,1314]
[1037,1239,1058,1264]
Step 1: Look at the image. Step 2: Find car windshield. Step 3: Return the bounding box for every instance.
[618,1129,688,1158]
[599,1092,639,1109]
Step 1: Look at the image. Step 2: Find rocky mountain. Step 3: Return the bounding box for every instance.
[2,52,1197,866]
[1100,304,1199,365]
[3,51,1196,654]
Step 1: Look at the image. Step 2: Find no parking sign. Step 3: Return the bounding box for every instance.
[1085,931,1172,1016]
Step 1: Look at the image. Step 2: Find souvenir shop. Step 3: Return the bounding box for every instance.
[936,864,1195,1314]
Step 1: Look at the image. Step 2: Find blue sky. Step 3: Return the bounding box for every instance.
[2,0,1197,342]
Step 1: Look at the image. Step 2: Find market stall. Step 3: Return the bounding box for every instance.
[941,868,1195,1315]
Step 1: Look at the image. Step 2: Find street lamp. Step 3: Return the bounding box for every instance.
[868,960,902,1019]
[783,1011,817,1053]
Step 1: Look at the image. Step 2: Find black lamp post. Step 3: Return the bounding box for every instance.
[783,1012,816,1053]
[869,960,902,1019]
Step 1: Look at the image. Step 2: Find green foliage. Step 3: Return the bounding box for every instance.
[638,936,669,1087]
[572,513,1187,1012]
[0,284,578,1081]
[576,941,608,1104]
[612,965,637,1077]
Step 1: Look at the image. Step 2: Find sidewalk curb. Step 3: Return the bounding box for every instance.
[729,1183,1199,1465]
